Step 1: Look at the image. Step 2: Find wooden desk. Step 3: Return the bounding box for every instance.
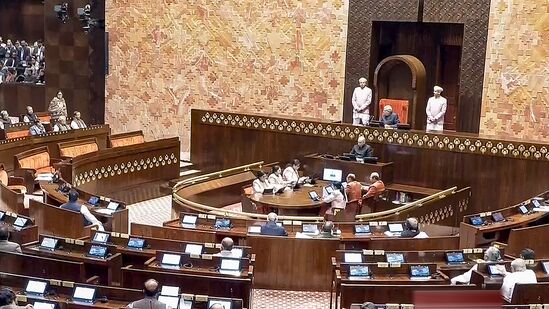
[0,125,109,173]
[302,153,394,184]
[503,223,549,259]
[67,137,180,204]
[39,180,129,233]
[248,181,329,216]
[459,194,549,248]
[0,251,87,282]
[0,179,26,216]
[23,235,123,286]
[0,213,38,245]
[470,260,549,290]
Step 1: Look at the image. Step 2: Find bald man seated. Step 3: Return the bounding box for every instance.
[0,226,22,253]
[260,212,287,236]
[209,303,225,309]
[350,136,373,158]
[400,217,429,238]
[214,237,241,258]
[128,279,171,309]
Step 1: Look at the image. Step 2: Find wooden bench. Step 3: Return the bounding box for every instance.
[108,130,145,148]
[14,146,60,192]
[0,251,87,282]
[57,137,99,159]
[28,199,96,238]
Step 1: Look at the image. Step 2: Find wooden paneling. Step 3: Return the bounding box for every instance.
[0,84,46,116]
[0,0,44,42]
[190,110,549,216]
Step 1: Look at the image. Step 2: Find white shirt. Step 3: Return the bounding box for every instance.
[71,119,87,129]
[268,173,286,186]
[81,206,105,231]
[214,249,241,258]
[252,179,273,193]
[323,190,346,214]
[352,86,372,114]
[451,264,478,285]
[426,96,448,123]
[282,166,299,183]
[414,231,429,239]
[501,269,537,302]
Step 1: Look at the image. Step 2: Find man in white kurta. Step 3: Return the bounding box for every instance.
[425,86,447,131]
[352,77,372,126]
[500,258,537,302]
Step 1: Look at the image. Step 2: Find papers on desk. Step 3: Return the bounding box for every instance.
[94,208,114,215]
[35,173,53,181]
[302,184,314,187]
[384,231,397,237]
[533,207,549,212]
[295,232,313,239]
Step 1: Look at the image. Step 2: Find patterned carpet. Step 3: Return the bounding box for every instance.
[127,196,332,308]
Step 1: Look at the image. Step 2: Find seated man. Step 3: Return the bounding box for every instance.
[362,172,385,199]
[53,115,71,132]
[28,119,46,136]
[70,111,87,129]
[316,221,338,238]
[400,217,428,238]
[23,105,38,123]
[0,110,12,129]
[380,105,400,128]
[350,136,373,158]
[214,237,240,258]
[260,212,287,236]
[128,279,171,309]
[451,246,501,285]
[0,288,32,308]
[520,248,535,260]
[0,226,22,253]
[500,258,537,302]
[60,190,105,231]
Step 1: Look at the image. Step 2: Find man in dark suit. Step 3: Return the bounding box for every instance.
[128,279,169,309]
[0,226,22,253]
[260,212,287,236]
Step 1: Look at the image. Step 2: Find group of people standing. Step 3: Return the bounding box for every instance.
[352,77,447,131]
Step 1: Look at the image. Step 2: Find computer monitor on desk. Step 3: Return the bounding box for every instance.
[323,168,342,182]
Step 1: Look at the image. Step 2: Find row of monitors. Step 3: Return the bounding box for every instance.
[181,214,406,235]
[0,211,31,229]
[39,233,243,259]
[347,265,431,279]
[469,198,548,226]
[160,253,243,275]
[24,280,233,309]
[57,183,121,211]
[344,251,467,264]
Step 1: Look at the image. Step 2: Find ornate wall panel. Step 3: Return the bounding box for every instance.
[479,0,549,142]
[344,0,491,133]
[105,0,349,151]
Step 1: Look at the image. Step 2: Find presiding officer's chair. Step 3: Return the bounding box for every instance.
[379,98,409,124]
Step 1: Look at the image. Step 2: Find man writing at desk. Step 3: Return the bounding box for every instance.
[350,136,373,158]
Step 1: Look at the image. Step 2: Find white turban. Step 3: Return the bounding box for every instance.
[370,172,380,179]
[434,86,443,92]
[359,77,367,83]
[383,105,393,112]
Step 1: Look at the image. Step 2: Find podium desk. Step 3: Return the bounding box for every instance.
[302,154,394,184]
[248,181,330,216]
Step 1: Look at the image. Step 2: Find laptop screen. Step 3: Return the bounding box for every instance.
[354,225,370,234]
[184,244,203,255]
[532,199,542,208]
[386,253,405,263]
[88,245,108,258]
[492,212,505,222]
[215,219,231,229]
[220,259,240,271]
[181,215,197,225]
[302,223,318,234]
[322,168,342,182]
[542,261,549,274]
[324,186,334,195]
[162,254,181,266]
[92,232,110,244]
[73,286,96,301]
[488,264,505,276]
[180,300,193,309]
[388,223,403,233]
[40,237,58,250]
[518,205,529,214]
[231,248,243,258]
[33,302,56,309]
[470,216,484,226]
[26,280,47,294]
[349,265,370,277]
[344,252,362,263]
[446,251,465,263]
[161,286,179,297]
[107,202,119,211]
[158,296,179,309]
[88,196,99,205]
[127,237,145,249]
[13,217,28,227]
[208,300,232,309]
[308,191,320,200]
[410,265,430,277]
[0,211,5,221]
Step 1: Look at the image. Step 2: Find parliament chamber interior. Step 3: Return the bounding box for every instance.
[0,0,548,308]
